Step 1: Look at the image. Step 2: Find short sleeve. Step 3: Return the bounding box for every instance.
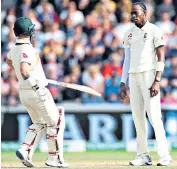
[123,32,131,48]
[153,28,164,48]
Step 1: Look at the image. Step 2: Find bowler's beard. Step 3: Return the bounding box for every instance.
[135,22,144,28]
[135,20,147,28]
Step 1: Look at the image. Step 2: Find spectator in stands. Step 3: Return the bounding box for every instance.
[171,55,177,68]
[47,67,62,103]
[16,0,32,17]
[164,53,177,77]
[113,12,134,42]
[174,16,177,25]
[156,0,176,20]
[59,0,70,23]
[78,0,90,16]
[64,40,85,75]
[63,65,82,101]
[7,73,19,106]
[170,66,177,89]
[167,27,177,55]
[85,11,100,30]
[44,22,66,45]
[28,10,44,51]
[1,78,10,105]
[42,38,64,63]
[43,41,64,78]
[65,16,74,37]
[36,1,59,25]
[155,10,176,44]
[102,19,114,48]
[72,41,85,64]
[144,0,155,22]
[68,1,84,27]
[104,72,121,103]
[98,3,117,25]
[95,0,116,16]
[102,52,122,78]
[160,77,169,91]
[108,37,122,54]
[64,37,74,60]
[1,8,16,45]
[156,11,176,36]
[82,64,104,103]
[121,0,132,13]
[1,0,177,105]
[161,87,177,104]
[85,28,105,65]
[115,0,131,21]
[73,24,88,46]
[28,10,42,31]
[3,31,15,52]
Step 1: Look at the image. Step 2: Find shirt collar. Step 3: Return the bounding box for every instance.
[16,38,31,44]
[141,20,149,31]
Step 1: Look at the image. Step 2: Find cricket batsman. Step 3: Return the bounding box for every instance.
[6,17,69,168]
[119,2,172,166]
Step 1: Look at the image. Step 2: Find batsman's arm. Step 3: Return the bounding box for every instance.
[20,62,31,79]
[20,62,39,89]
[20,62,47,101]
[20,62,40,90]
[6,58,14,69]
[19,50,39,90]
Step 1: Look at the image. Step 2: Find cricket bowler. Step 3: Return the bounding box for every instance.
[119,2,172,166]
[6,17,69,168]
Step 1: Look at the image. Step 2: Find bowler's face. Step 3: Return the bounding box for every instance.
[131,5,146,27]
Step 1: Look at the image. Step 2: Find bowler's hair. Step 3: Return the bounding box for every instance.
[132,2,147,11]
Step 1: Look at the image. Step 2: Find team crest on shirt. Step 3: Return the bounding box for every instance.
[128,33,132,39]
[143,33,147,42]
[22,53,28,58]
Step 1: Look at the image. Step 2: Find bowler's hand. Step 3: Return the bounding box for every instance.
[149,81,160,97]
[118,83,128,101]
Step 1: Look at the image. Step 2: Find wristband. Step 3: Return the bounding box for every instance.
[155,76,161,82]
[156,62,164,72]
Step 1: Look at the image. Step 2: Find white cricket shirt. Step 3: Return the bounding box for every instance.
[123,21,164,73]
[7,38,48,88]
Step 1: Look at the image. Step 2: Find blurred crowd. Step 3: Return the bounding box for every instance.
[1,0,177,105]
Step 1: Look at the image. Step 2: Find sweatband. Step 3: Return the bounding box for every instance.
[156,62,164,72]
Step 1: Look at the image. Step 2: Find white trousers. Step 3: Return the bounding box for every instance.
[19,88,60,125]
[129,69,169,157]
[19,88,65,162]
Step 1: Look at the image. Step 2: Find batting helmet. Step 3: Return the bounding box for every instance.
[13,17,35,37]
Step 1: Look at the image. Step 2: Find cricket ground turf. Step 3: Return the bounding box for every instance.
[1,151,177,169]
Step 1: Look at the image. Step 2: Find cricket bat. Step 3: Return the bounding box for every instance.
[47,79,102,97]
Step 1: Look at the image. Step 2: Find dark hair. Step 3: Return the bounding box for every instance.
[132,2,147,11]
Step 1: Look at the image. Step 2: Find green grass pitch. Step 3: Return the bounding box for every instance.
[1,150,177,169]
